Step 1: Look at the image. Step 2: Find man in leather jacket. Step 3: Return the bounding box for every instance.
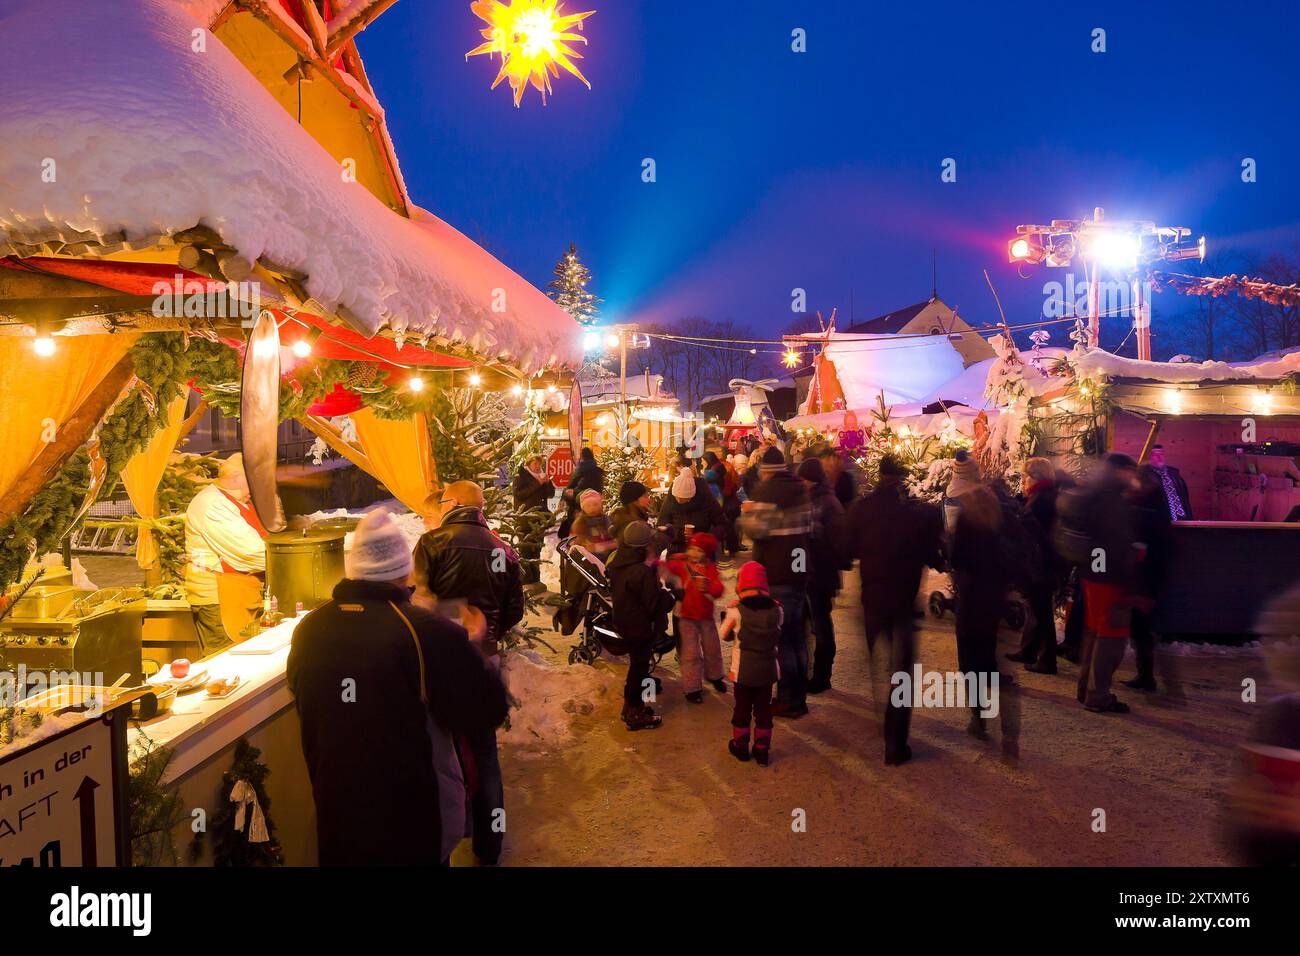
[413,480,524,864]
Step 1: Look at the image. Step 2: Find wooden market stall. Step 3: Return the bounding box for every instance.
[0,0,578,865]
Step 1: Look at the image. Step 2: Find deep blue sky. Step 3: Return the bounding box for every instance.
[356,0,1300,357]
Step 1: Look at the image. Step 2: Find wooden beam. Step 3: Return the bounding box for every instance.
[0,353,138,527]
[297,415,373,474]
[1137,418,1163,464]
[299,0,330,59]
[326,0,398,57]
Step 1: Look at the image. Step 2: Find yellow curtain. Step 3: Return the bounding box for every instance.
[350,408,438,513]
[120,394,189,570]
[0,333,140,503]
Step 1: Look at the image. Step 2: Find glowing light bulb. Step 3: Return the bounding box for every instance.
[547,383,558,394]
[469,372,482,387]
[409,375,425,393]
[292,338,313,358]
[32,336,56,357]
[1166,390,1183,414]
[605,333,620,349]
[511,383,524,397]
[783,349,800,368]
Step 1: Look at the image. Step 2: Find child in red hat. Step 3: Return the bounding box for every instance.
[664,532,727,703]
[720,561,782,765]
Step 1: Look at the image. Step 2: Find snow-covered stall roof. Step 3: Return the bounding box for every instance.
[799,331,969,409]
[0,0,580,374]
[785,403,990,439]
[1073,346,1300,384]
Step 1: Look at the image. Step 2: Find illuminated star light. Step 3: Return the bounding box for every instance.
[466,0,595,106]
[783,348,802,368]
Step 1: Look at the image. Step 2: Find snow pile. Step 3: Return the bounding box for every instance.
[501,649,619,753]
[0,710,84,760]
[0,0,579,373]
[307,505,426,552]
[1074,346,1300,384]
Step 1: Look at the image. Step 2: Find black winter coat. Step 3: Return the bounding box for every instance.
[657,486,725,550]
[413,506,525,657]
[607,545,674,646]
[513,466,553,512]
[806,482,846,596]
[287,579,508,866]
[839,479,943,628]
[740,470,811,589]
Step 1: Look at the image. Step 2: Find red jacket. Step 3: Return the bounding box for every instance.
[664,554,724,620]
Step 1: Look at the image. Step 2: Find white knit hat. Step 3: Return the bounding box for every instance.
[671,468,696,500]
[345,509,414,582]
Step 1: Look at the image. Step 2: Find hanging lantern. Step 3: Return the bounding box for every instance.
[466,0,596,106]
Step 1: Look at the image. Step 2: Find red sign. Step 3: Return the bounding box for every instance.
[546,447,575,487]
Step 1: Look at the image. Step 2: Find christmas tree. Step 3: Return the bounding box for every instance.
[547,242,602,326]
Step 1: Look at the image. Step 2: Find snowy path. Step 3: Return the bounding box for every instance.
[500,563,1262,866]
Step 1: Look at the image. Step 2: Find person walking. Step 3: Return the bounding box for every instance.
[818,447,857,507]
[289,509,508,866]
[720,562,782,766]
[797,456,846,693]
[512,454,554,586]
[413,480,523,866]
[739,445,812,718]
[607,519,676,730]
[663,532,727,703]
[1123,464,1172,692]
[947,470,1013,740]
[1063,454,1141,714]
[838,455,943,765]
[1007,457,1061,674]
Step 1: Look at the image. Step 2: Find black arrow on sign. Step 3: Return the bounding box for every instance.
[73,776,100,867]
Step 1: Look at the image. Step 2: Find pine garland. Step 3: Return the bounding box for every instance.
[189,737,284,867]
[128,728,186,866]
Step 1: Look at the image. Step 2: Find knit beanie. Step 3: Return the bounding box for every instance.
[579,489,603,514]
[796,457,826,484]
[671,468,696,500]
[621,519,654,549]
[737,561,769,596]
[619,480,648,506]
[345,509,414,582]
[759,445,786,472]
[688,532,718,555]
[946,450,983,499]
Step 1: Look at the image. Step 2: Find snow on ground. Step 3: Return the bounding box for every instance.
[499,559,1271,866]
[500,649,621,756]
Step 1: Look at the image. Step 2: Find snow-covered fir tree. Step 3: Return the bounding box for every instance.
[547,242,602,326]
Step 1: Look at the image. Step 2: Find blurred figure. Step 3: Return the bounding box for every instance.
[1123,465,1172,692]
[413,480,523,866]
[1007,457,1061,674]
[1058,454,1141,714]
[948,480,1012,740]
[797,457,846,693]
[512,454,554,586]
[720,453,744,559]
[838,455,943,765]
[610,480,651,543]
[1226,587,1300,864]
[818,446,857,507]
[739,445,812,718]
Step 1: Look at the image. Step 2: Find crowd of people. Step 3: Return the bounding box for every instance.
[285,432,1197,865]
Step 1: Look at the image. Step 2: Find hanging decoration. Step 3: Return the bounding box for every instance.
[1150,270,1300,308]
[466,0,596,106]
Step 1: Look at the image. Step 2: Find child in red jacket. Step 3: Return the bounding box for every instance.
[664,532,727,704]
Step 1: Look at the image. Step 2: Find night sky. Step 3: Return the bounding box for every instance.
[357,0,1300,355]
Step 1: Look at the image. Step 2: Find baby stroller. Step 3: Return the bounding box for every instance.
[555,538,675,678]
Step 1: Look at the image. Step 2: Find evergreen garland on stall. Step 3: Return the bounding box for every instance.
[0,333,192,588]
[189,737,284,867]
[128,728,186,866]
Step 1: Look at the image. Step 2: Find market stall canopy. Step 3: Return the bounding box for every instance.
[1073,346,1300,385]
[794,331,969,411]
[0,0,580,374]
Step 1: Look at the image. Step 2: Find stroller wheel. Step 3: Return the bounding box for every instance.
[928,591,946,618]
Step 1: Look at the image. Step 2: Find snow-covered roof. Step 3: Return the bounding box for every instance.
[0,0,580,374]
[1073,346,1300,385]
[785,404,990,439]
